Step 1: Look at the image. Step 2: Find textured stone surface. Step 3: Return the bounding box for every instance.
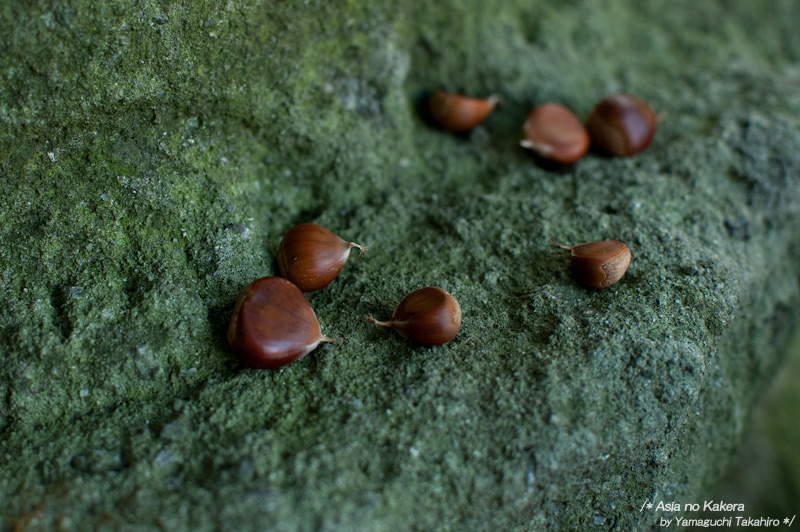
[709,331,800,521]
[2,1,800,530]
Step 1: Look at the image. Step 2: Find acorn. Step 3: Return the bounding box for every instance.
[586,94,657,156]
[552,239,631,289]
[520,103,590,164]
[429,91,498,132]
[228,276,336,369]
[277,223,366,292]
[368,287,462,346]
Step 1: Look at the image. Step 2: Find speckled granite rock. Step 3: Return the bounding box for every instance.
[2,1,800,530]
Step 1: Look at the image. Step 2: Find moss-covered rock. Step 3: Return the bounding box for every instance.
[2,1,799,530]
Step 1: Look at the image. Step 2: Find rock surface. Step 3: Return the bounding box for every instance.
[2,1,800,530]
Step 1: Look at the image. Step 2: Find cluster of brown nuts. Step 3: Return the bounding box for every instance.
[228,92,647,370]
[228,223,463,369]
[428,90,657,162]
[429,90,643,288]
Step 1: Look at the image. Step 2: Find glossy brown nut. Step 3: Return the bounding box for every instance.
[277,223,365,292]
[369,287,462,346]
[429,91,498,132]
[586,94,657,156]
[520,103,590,164]
[553,239,631,289]
[228,276,334,369]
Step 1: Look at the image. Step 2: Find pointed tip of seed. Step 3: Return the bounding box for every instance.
[348,241,367,257]
[366,314,391,327]
[520,139,555,155]
[551,238,572,250]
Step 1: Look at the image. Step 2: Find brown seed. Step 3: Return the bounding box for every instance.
[552,239,631,289]
[228,276,336,369]
[277,223,366,292]
[586,94,657,156]
[368,287,462,346]
[520,103,590,164]
[429,91,498,132]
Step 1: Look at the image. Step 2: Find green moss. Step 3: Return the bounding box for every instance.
[703,330,800,525]
[2,0,800,530]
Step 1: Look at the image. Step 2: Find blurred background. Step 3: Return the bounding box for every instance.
[690,328,800,530]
